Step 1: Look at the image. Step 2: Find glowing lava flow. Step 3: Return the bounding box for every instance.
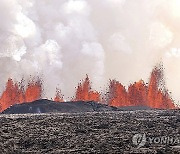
[24,78,43,102]
[128,80,148,106]
[106,64,175,109]
[147,65,175,109]
[54,88,64,102]
[75,75,101,102]
[0,78,43,112]
[0,64,177,112]
[107,80,129,107]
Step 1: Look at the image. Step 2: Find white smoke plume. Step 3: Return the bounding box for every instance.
[0,0,180,104]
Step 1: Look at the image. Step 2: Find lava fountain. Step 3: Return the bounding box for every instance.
[0,64,177,112]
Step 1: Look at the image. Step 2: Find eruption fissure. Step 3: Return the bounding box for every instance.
[0,77,42,111]
[0,64,176,112]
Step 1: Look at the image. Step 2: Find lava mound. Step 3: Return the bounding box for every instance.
[2,99,118,114]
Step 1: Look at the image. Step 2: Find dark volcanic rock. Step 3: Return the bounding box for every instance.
[0,110,179,153]
[2,99,117,114]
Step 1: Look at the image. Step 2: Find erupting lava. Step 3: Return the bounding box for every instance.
[0,64,177,112]
[128,80,147,106]
[25,78,43,102]
[0,77,43,112]
[107,80,129,107]
[147,65,175,109]
[106,64,175,109]
[75,75,101,102]
[54,88,64,102]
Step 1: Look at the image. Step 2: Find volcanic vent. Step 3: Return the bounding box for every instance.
[105,64,175,109]
[0,64,177,112]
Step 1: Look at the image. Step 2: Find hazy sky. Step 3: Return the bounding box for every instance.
[0,0,180,104]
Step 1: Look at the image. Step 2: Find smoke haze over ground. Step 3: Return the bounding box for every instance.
[0,0,180,104]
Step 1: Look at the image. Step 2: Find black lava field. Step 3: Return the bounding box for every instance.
[0,110,180,153]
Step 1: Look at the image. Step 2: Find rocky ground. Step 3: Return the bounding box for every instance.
[0,110,180,153]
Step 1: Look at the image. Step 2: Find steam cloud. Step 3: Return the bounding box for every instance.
[0,0,180,104]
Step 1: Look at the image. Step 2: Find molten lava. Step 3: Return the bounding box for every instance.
[0,64,177,112]
[0,77,43,112]
[0,79,19,111]
[128,80,148,106]
[25,78,42,102]
[75,75,101,102]
[54,88,64,102]
[106,64,175,109]
[147,65,175,109]
[107,80,129,107]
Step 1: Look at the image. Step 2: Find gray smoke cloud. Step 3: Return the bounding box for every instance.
[0,0,180,104]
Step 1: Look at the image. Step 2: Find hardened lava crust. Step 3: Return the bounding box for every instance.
[0,109,180,153]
